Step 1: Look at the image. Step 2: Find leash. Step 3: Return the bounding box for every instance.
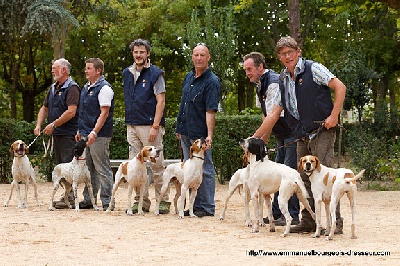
[27,129,44,148]
[27,129,53,157]
[269,120,346,153]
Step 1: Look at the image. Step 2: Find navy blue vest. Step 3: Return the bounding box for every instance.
[78,77,114,137]
[257,70,292,140]
[280,60,333,138]
[48,77,79,136]
[123,64,165,126]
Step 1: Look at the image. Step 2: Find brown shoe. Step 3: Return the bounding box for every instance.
[290,220,315,233]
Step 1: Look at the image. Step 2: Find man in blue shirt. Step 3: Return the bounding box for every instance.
[176,43,220,217]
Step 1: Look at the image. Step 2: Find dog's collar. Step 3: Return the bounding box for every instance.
[76,157,86,160]
[192,155,204,160]
[14,154,26,158]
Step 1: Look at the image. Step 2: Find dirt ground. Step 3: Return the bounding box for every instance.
[0,181,399,266]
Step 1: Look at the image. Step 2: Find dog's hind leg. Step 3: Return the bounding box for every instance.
[30,175,41,206]
[3,180,16,207]
[23,181,30,208]
[219,186,238,221]
[155,179,171,215]
[348,191,357,239]
[106,177,124,213]
[277,193,292,237]
[264,194,275,232]
[137,183,146,216]
[188,188,198,218]
[324,201,331,236]
[244,183,252,227]
[49,181,60,211]
[173,182,181,214]
[14,181,24,209]
[178,185,188,218]
[126,184,134,216]
[85,177,100,211]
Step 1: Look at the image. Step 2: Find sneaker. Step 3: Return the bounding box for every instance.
[158,201,171,215]
[131,202,150,214]
[79,201,93,209]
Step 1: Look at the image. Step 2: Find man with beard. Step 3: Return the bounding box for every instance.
[34,58,80,209]
[122,38,170,214]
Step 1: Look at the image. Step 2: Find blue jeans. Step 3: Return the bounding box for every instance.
[272,137,300,220]
[180,135,215,215]
[83,137,113,207]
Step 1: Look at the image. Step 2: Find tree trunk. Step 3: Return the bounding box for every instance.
[22,91,35,122]
[237,75,246,112]
[288,0,301,45]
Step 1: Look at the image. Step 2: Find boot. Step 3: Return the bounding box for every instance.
[290,197,316,233]
[334,202,343,234]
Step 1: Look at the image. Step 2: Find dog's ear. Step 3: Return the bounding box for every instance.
[137,150,144,162]
[25,144,29,155]
[258,141,266,162]
[297,157,304,172]
[9,144,14,157]
[315,157,321,172]
[190,146,193,159]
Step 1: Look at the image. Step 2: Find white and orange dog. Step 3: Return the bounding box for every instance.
[106,146,160,215]
[4,140,41,208]
[154,138,207,218]
[239,137,315,237]
[298,155,365,240]
[49,138,99,212]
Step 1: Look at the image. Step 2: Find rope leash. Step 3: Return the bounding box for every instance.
[27,129,53,158]
[27,129,44,148]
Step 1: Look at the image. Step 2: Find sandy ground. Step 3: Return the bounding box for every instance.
[0,181,399,266]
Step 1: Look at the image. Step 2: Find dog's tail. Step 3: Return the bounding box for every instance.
[294,175,310,199]
[344,169,365,183]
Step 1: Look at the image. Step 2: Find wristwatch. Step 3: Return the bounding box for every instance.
[152,125,160,129]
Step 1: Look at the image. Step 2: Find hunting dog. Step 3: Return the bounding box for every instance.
[4,140,41,208]
[154,138,207,218]
[239,137,315,237]
[219,152,252,223]
[49,138,99,212]
[298,155,365,240]
[106,146,160,215]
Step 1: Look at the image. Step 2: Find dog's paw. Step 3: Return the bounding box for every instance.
[326,235,333,241]
[269,227,276,233]
[245,220,252,227]
[280,233,288,237]
[48,207,55,211]
[312,233,320,238]
[93,206,100,211]
[178,216,184,219]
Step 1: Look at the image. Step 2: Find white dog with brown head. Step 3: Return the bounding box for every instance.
[298,155,365,240]
[106,146,160,215]
[155,139,207,217]
[5,140,41,208]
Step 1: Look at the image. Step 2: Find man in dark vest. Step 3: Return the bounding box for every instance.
[243,52,299,225]
[34,58,80,209]
[123,38,170,214]
[77,58,114,211]
[252,36,347,234]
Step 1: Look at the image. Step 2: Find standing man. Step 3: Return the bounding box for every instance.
[176,43,221,217]
[242,52,300,225]
[77,58,114,211]
[122,38,170,214]
[34,58,80,209]
[252,36,346,234]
